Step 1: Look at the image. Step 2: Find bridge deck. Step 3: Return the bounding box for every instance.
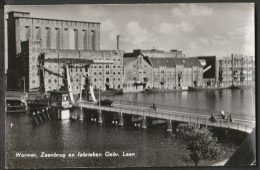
[76,102,255,133]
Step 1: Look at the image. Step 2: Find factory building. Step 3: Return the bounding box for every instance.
[218,54,255,87]
[6,11,123,93]
[123,50,203,92]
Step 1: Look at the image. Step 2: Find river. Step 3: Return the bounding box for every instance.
[5,89,254,168]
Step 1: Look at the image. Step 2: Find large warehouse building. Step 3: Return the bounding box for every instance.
[6,11,123,93]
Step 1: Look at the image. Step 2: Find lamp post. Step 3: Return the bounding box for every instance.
[22,77,26,94]
[228,90,231,123]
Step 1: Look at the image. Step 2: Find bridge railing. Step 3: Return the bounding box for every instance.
[113,99,255,121]
[76,102,255,133]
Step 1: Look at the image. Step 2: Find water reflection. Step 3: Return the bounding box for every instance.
[108,89,255,120]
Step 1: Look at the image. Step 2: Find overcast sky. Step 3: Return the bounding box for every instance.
[5,3,254,62]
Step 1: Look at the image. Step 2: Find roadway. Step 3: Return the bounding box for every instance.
[76,102,255,133]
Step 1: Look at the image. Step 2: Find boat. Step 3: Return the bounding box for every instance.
[188,86,229,91]
[94,88,123,96]
[229,84,255,90]
[144,88,187,93]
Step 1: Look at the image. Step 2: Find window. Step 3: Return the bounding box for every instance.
[94,72,97,75]
[106,71,109,75]
[118,72,120,75]
[48,79,51,83]
[106,65,109,68]
[99,66,102,68]
[91,30,96,50]
[99,72,102,75]
[113,66,115,68]
[46,27,50,48]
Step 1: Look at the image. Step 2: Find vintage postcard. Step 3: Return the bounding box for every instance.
[4,3,256,169]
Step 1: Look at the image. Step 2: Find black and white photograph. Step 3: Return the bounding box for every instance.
[4,3,256,169]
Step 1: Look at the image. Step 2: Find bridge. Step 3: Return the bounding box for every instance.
[75,101,255,133]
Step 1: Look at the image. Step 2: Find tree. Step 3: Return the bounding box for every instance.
[177,126,221,166]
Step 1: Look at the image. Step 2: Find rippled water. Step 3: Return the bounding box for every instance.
[6,89,252,168]
[107,89,255,121]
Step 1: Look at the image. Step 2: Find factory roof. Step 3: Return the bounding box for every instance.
[149,57,202,68]
[7,11,100,24]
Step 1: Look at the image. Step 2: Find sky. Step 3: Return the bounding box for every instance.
[4,3,255,68]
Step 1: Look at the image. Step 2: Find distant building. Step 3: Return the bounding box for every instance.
[6,11,123,93]
[132,48,185,58]
[123,50,203,92]
[218,54,255,87]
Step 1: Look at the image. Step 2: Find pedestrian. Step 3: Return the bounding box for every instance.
[220,110,225,119]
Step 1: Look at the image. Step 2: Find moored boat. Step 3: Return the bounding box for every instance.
[229,84,254,90]
[188,86,229,91]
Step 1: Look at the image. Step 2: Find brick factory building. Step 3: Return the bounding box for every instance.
[6,11,123,93]
[123,50,203,92]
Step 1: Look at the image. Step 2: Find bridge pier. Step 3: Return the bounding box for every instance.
[119,112,124,126]
[142,116,147,129]
[166,120,172,132]
[98,110,103,124]
[79,109,84,121]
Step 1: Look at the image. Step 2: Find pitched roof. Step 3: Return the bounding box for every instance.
[123,57,136,66]
[148,57,202,68]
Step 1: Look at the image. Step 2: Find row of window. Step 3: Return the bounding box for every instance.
[94,78,121,81]
[133,65,147,68]
[90,65,121,68]
[93,72,121,75]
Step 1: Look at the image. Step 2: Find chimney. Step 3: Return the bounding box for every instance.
[117,35,120,50]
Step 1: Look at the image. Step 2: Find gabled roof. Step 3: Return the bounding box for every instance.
[123,52,147,66]
[123,52,141,58]
[123,57,136,66]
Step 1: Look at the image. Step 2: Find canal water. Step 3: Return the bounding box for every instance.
[106,88,255,121]
[5,89,253,168]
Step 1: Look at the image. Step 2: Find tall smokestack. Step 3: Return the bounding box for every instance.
[117,35,120,50]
